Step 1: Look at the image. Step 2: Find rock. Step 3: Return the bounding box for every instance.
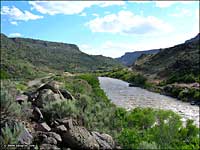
[50,121,60,128]
[34,131,48,144]
[34,131,62,145]
[62,148,71,150]
[91,132,112,149]
[91,132,115,149]
[40,144,60,150]
[34,89,62,108]
[35,122,51,132]
[47,132,62,143]
[62,126,99,149]
[59,89,74,100]
[55,125,67,133]
[24,91,39,102]
[44,137,57,145]
[37,81,60,93]
[57,118,78,129]
[100,133,115,148]
[18,127,33,145]
[16,94,28,104]
[32,107,43,122]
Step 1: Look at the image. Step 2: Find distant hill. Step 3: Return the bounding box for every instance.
[116,49,160,66]
[132,33,200,80]
[0,33,122,79]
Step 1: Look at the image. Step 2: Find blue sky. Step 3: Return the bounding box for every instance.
[1,1,199,58]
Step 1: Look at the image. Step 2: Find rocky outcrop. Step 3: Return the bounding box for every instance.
[35,122,51,132]
[32,107,44,122]
[16,80,117,149]
[32,117,116,149]
[18,127,33,145]
[34,89,62,107]
[25,81,74,108]
[16,94,28,104]
[92,132,115,149]
[60,89,74,100]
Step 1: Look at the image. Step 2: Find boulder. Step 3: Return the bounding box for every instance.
[47,132,62,143]
[40,144,60,150]
[100,133,115,148]
[16,94,28,104]
[34,89,62,108]
[34,131,62,144]
[24,91,39,102]
[91,132,112,149]
[56,118,78,129]
[50,121,60,128]
[37,81,60,93]
[33,131,48,144]
[59,89,74,100]
[44,137,57,145]
[35,122,51,132]
[18,127,33,145]
[55,125,67,133]
[62,126,99,149]
[32,107,43,122]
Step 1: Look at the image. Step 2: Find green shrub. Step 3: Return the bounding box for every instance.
[75,94,91,113]
[117,108,199,149]
[118,128,142,149]
[15,82,28,91]
[104,69,147,87]
[43,100,79,122]
[183,74,196,83]
[0,70,9,79]
[1,81,21,122]
[166,73,197,84]
[128,74,147,86]
[138,141,158,149]
[126,108,156,130]
[0,122,25,145]
[20,101,32,120]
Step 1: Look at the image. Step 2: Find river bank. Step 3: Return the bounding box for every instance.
[98,77,199,127]
[101,69,200,106]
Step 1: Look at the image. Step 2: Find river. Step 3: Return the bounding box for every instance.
[98,77,199,127]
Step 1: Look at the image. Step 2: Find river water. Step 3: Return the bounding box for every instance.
[98,77,199,127]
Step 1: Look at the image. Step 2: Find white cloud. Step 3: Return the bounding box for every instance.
[171,8,192,17]
[155,1,194,8]
[131,1,196,8]
[10,21,18,25]
[104,11,110,14]
[98,1,125,7]
[1,6,43,23]
[86,10,173,35]
[129,1,151,4]
[9,33,22,37]
[92,13,99,17]
[29,1,125,15]
[80,12,87,17]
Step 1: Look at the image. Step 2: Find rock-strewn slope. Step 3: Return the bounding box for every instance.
[16,80,117,149]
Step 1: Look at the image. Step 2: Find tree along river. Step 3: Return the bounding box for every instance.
[98,77,199,127]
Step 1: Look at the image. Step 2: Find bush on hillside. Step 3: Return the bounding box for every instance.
[117,108,199,149]
[43,100,79,123]
[0,81,21,125]
[0,122,25,145]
